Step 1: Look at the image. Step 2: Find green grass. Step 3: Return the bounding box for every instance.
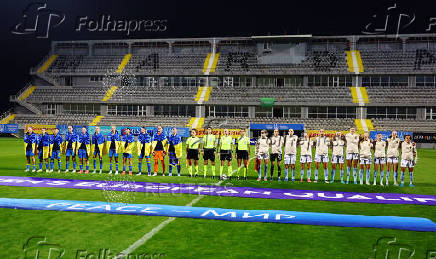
[0,137,435,258]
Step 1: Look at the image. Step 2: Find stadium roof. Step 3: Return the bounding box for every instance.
[51,33,436,47]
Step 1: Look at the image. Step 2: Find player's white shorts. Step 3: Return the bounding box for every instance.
[331,155,344,164]
[257,153,269,160]
[315,154,329,163]
[387,157,399,164]
[346,153,359,160]
[374,157,386,165]
[300,155,312,163]
[401,159,415,168]
[360,156,372,165]
[284,154,296,165]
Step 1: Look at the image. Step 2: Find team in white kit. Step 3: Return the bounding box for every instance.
[255,128,417,187]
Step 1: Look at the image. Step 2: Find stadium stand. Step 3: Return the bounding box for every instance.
[4,34,436,134]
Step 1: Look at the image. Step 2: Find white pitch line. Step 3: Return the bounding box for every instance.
[115,158,254,259]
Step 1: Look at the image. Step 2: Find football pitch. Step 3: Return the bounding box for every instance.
[0,137,435,259]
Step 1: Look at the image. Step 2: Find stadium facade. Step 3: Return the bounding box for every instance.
[2,33,436,135]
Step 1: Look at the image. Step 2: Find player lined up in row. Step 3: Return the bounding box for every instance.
[253,128,417,187]
[22,126,416,187]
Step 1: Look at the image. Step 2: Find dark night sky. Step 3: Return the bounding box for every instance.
[1,0,435,112]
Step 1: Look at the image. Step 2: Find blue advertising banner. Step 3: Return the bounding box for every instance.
[0,124,18,133]
[58,125,189,137]
[56,125,68,135]
[88,126,113,136]
[250,138,257,146]
[370,131,413,141]
[1,198,435,232]
[73,125,86,135]
[250,124,304,131]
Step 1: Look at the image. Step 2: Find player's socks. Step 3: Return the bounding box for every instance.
[100,160,102,170]
[33,164,36,171]
[340,169,344,181]
[258,165,262,179]
[227,166,232,177]
[80,164,83,170]
[277,166,281,179]
[300,169,304,179]
[284,168,289,180]
[307,169,311,179]
[374,170,378,183]
[73,162,77,170]
[366,169,371,184]
[66,161,70,170]
[346,168,350,183]
[353,168,357,182]
[109,163,113,171]
[291,169,295,181]
[270,165,274,178]
[380,170,384,184]
[324,169,328,181]
[264,165,268,180]
[93,160,97,170]
[86,164,89,171]
[314,169,318,181]
[58,160,61,170]
[169,165,173,176]
[212,165,216,176]
[243,167,247,178]
[331,169,336,182]
[129,165,132,172]
[50,161,54,170]
[400,172,405,185]
[203,165,207,177]
[188,166,192,176]
[39,163,42,170]
[177,165,181,176]
[147,162,151,174]
[359,169,363,183]
[116,163,119,172]
[409,172,414,185]
[220,166,224,177]
[394,171,398,183]
[386,170,390,183]
[195,165,199,176]
[138,162,142,173]
[123,165,126,172]
[45,163,49,171]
